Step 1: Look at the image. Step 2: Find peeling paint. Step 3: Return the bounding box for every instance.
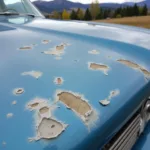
[54,77,64,85]
[26,97,68,142]
[12,100,17,105]
[42,43,69,57]
[88,50,100,55]
[117,59,150,78]
[88,62,109,75]
[55,57,62,60]
[99,89,120,106]
[19,46,32,50]
[55,90,98,127]
[21,71,43,79]
[13,88,24,95]
[42,40,51,44]
[6,113,13,118]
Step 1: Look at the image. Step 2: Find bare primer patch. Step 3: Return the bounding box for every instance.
[42,40,51,44]
[55,90,98,127]
[99,89,120,106]
[88,50,100,55]
[117,59,150,78]
[19,46,32,51]
[6,113,13,118]
[2,141,6,146]
[54,77,64,85]
[88,62,109,75]
[21,71,43,79]
[26,97,67,142]
[12,100,17,105]
[13,88,24,95]
[42,43,70,57]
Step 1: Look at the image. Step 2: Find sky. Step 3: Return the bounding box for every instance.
[31,0,145,4]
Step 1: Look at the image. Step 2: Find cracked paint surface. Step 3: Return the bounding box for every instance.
[12,100,17,105]
[99,89,120,106]
[21,71,43,79]
[88,62,109,75]
[117,59,150,78]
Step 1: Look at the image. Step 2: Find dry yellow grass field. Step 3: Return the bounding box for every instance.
[95,16,150,29]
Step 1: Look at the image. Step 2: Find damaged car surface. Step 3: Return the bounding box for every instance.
[0,0,150,150]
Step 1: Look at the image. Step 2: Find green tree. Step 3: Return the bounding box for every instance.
[62,9,70,20]
[84,8,92,20]
[70,10,78,20]
[142,4,148,16]
[133,4,139,16]
[90,0,100,20]
[76,8,84,20]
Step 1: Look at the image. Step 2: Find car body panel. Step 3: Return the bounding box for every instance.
[0,16,150,150]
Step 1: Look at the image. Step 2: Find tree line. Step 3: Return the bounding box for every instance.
[48,0,148,20]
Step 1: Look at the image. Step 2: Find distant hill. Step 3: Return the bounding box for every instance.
[33,0,150,13]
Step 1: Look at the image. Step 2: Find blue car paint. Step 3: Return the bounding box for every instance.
[0,16,150,150]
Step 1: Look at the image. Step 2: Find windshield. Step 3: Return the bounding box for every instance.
[0,0,43,17]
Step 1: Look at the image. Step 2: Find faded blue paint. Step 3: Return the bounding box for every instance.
[0,15,150,150]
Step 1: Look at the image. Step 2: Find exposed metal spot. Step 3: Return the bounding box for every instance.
[6,113,13,118]
[19,46,32,50]
[99,89,120,106]
[55,90,98,126]
[13,88,24,95]
[56,44,64,51]
[117,59,150,78]
[42,40,51,44]
[54,77,64,85]
[12,100,17,105]
[88,50,100,55]
[21,71,43,79]
[88,62,109,75]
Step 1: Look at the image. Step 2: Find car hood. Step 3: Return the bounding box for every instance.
[0,16,150,150]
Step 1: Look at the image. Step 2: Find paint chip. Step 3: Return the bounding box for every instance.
[99,89,120,106]
[6,113,13,118]
[55,90,98,126]
[42,43,69,57]
[12,100,17,105]
[35,118,67,140]
[54,77,64,85]
[13,88,24,95]
[88,50,100,55]
[117,59,150,78]
[99,99,110,106]
[88,62,109,75]
[19,46,32,50]
[21,71,43,79]
[26,97,68,142]
[42,40,51,44]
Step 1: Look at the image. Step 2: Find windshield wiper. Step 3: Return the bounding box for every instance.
[0,12,35,17]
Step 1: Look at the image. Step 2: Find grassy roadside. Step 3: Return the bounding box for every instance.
[95,16,150,29]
